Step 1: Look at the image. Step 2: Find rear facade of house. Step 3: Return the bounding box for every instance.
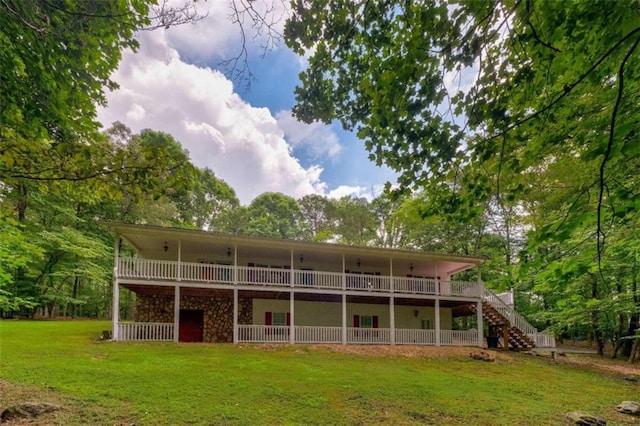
[107,223,555,349]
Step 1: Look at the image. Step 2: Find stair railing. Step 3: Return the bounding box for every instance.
[481,285,555,347]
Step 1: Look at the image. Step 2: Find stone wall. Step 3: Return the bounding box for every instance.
[134,294,253,343]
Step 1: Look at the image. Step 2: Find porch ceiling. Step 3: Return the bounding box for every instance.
[121,284,475,308]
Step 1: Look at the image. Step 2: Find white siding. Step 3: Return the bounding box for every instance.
[252,299,452,329]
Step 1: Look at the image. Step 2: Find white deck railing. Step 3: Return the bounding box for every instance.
[237,325,290,343]
[116,258,481,298]
[295,326,342,343]
[395,329,436,345]
[117,322,174,341]
[482,287,556,348]
[232,326,479,346]
[530,332,556,348]
[346,327,391,344]
[440,330,479,346]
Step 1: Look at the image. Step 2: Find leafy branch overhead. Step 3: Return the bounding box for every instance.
[285,0,640,238]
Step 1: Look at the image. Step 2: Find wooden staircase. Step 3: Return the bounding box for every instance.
[471,301,535,349]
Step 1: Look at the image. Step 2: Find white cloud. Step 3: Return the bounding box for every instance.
[275,110,342,159]
[163,0,290,66]
[327,185,368,200]
[97,30,326,204]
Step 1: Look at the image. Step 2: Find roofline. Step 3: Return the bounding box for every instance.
[98,221,486,266]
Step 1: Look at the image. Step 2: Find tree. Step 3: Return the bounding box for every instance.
[245,192,309,239]
[173,168,239,231]
[333,196,377,246]
[0,0,200,183]
[298,194,337,241]
[285,0,640,352]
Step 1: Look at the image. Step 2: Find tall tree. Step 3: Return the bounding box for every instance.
[298,194,337,241]
[245,192,309,240]
[285,0,640,352]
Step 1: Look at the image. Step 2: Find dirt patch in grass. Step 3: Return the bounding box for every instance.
[0,380,135,426]
[0,380,67,425]
[241,343,516,361]
[555,354,640,378]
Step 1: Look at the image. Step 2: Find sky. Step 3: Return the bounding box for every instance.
[96,1,397,205]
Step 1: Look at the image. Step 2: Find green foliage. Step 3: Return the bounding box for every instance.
[285,0,640,351]
[245,192,309,239]
[0,0,149,182]
[0,217,41,310]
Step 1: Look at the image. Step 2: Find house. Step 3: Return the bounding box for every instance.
[104,222,555,348]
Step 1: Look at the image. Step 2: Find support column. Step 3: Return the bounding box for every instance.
[290,250,295,288]
[342,254,346,290]
[112,237,120,341]
[177,240,182,281]
[290,291,295,344]
[342,294,347,344]
[389,258,394,292]
[233,245,238,284]
[435,299,441,346]
[435,263,440,295]
[173,285,180,342]
[389,296,395,345]
[476,300,483,348]
[502,322,509,350]
[233,288,238,344]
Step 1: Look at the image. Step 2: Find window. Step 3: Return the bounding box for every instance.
[265,312,289,326]
[361,315,373,328]
[421,319,432,330]
[353,315,378,328]
[273,312,287,326]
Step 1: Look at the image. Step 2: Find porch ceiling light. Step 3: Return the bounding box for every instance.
[299,253,304,263]
[409,263,414,272]
[357,258,361,268]
[227,247,232,257]
[163,242,168,252]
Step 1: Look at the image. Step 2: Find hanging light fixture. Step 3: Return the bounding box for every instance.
[163,242,168,252]
[299,253,304,263]
[227,247,232,257]
[409,263,414,272]
[357,258,361,268]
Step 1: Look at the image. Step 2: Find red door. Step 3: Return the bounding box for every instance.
[179,310,204,342]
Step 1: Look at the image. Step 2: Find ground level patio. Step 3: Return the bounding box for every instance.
[116,285,484,346]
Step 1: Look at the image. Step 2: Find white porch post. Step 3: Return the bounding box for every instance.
[342,293,347,344]
[290,291,295,344]
[342,254,346,290]
[112,237,120,340]
[173,285,180,342]
[233,288,238,343]
[389,258,394,292]
[389,296,395,345]
[290,250,295,288]
[177,240,182,281]
[233,245,238,284]
[435,263,439,295]
[435,298,441,346]
[476,300,484,348]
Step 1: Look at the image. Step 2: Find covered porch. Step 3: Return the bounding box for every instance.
[114,286,484,347]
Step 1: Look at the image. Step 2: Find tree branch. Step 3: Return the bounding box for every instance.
[489,26,640,141]
[597,35,640,273]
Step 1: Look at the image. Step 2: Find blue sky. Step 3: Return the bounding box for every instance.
[96,3,397,204]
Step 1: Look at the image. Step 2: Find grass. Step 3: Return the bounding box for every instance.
[0,320,638,425]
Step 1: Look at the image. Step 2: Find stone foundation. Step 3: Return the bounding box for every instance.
[134,294,252,343]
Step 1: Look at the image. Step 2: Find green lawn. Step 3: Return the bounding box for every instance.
[0,320,637,425]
